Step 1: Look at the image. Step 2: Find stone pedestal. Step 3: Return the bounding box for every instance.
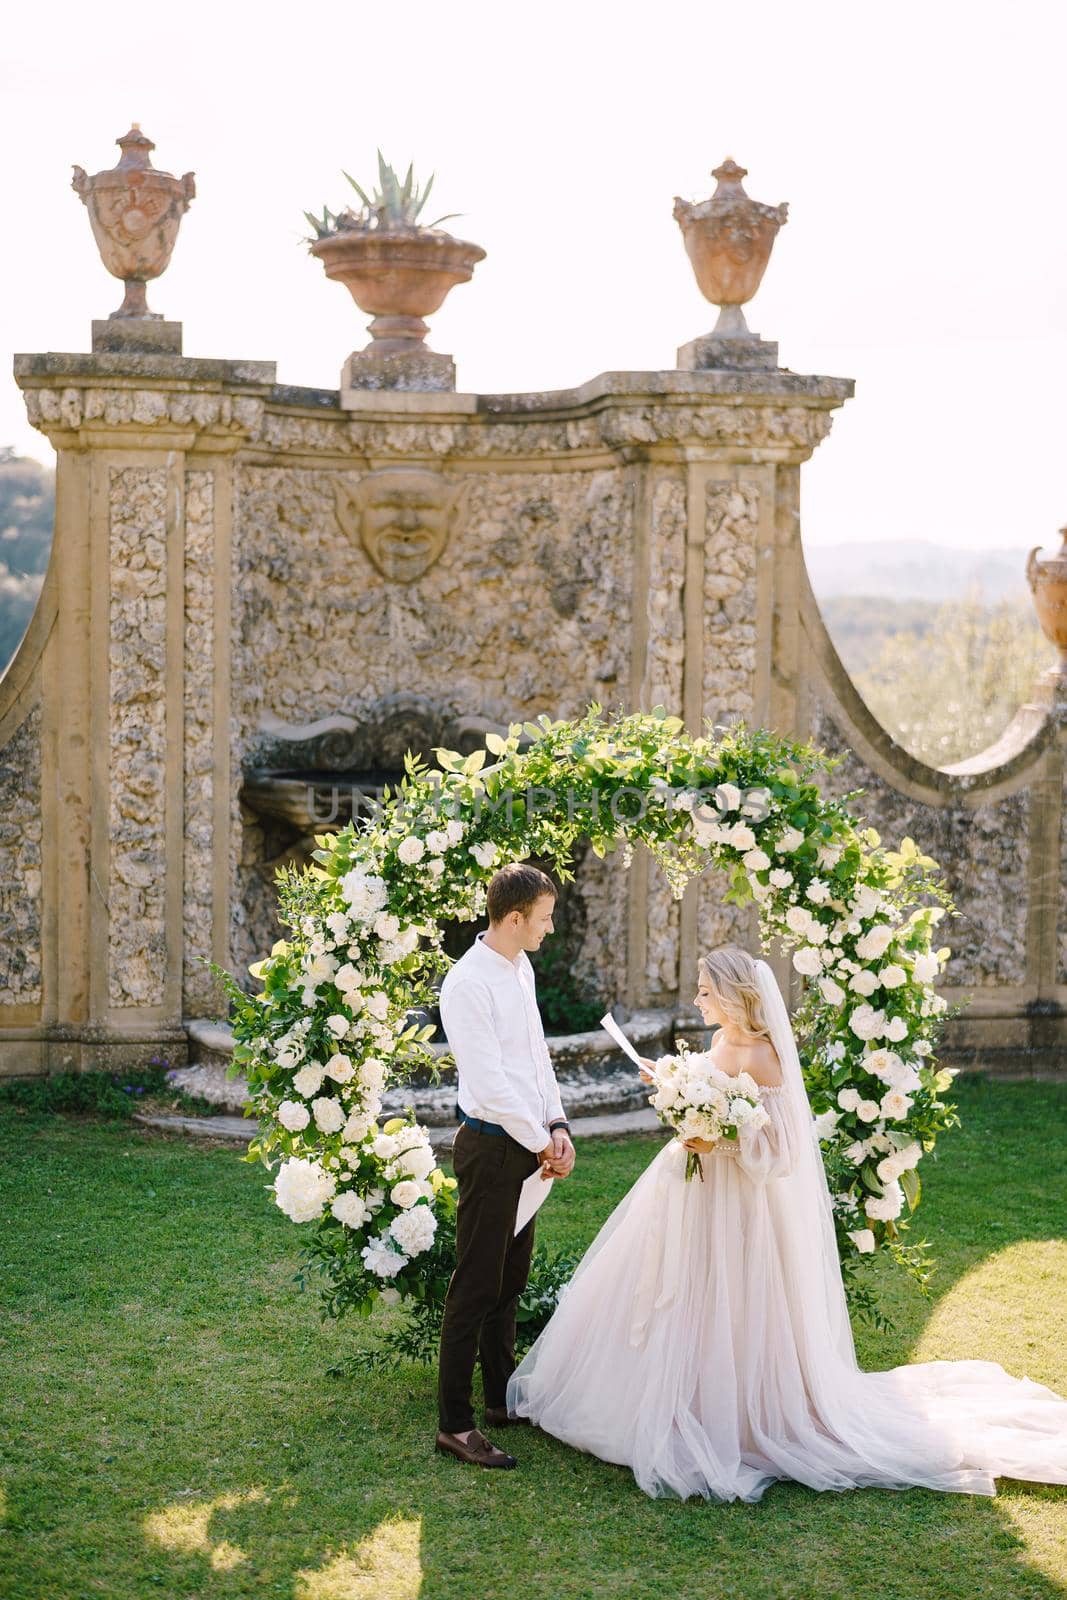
[341,347,456,393]
[677,331,780,371]
[91,318,184,356]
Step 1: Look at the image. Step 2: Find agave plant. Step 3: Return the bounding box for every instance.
[302,150,461,241]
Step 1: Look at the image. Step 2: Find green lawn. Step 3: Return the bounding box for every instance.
[2,1079,1065,1600]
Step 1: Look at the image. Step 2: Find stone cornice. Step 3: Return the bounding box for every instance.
[13,353,854,460]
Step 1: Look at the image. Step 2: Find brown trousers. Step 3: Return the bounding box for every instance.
[437,1121,541,1433]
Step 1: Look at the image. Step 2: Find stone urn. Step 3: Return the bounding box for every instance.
[72,124,195,320]
[674,159,788,370]
[1027,529,1067,677]
[311,225,486,359]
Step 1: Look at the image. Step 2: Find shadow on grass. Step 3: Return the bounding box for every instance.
[1,1079,1064,1600]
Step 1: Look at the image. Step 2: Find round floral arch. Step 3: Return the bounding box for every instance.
[213,704,958,1347]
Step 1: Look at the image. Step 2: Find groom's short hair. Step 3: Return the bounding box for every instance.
[486,863,557,923]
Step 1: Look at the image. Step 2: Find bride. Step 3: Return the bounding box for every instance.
[507,945,1067,1502]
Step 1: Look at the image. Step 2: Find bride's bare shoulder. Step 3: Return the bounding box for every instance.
[717,1035,783,1087]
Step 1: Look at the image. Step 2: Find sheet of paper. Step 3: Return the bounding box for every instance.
[515,1167,554,1235]
[600,1011,655,1077]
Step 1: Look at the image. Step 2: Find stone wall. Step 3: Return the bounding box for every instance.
[0,704,42,1007]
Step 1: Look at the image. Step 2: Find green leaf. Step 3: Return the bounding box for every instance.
[900,1166,921,1211]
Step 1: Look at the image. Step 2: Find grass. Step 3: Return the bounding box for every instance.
[1,1078,1065,1600]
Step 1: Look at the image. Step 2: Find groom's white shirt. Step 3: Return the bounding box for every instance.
[439,930,566,1154]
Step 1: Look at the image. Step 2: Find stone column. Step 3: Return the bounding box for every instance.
[12,348,272,1071]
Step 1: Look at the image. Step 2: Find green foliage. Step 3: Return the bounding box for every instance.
[0,1057,211,1120]
[847,588,1055,766]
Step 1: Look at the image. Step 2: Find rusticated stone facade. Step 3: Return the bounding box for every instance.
[0,704,42,1006]
[108,466,168,1008]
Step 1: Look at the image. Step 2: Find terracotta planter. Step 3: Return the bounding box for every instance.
[72,124,195,319]
[1027,529,1067,674]
[674,158,787,337]
[310,227,486,355]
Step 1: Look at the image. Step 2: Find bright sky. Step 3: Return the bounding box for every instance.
[3,0,1064,551]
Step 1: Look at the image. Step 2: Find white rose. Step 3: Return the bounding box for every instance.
[847,1228,876,1254]
[342,1110,374,1143]
[880,1088,912,1121]
[844,1139,869,1164]
[715,782,742,813]
[740,786,772,818]
[813,1108,840,1139]
[274,1156,336,1223]
[792,945,824,976]
[398,1144,436,1182]
[728,823,756,851]
[445,820,466,845]
[325,1053,355,1084]
[359,1057,387,1092]
[818,976,846,1005]
[742,848,771,873]
[361,1240,408,1278]
[848,968,879,997]
[390,1179,421,1209]
[277,1099,311,1132]
[806,878,831,904]
[856,1098,881,1123]
[374,912,401,941]
[426,829,451,854]
[856,924,894,961]
[326,910,350,941]
[806,920,830,945]
[852,884,883,918]
[879,964,907,989]
[312,1096,345,1134]
[895,1141,922,1170]
[785,906,814,937]
[397,836,426,865]
[817,844,843,869]
[365,991,390,1020]
[769,869,793,888]
[326,1013,350,1038]
[427,857,446,878]
[876,1153,903,1184]
[775,826,805,853]
[912,952,939,983]
[882,1015,909,1043]
[471,841,497,868]
[837,1087,861,1113]
[331,1190,368,1229]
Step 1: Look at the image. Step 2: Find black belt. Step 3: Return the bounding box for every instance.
[456,1102,506,1137]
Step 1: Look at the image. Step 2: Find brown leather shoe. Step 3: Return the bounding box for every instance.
[484,1405,532,1428]
[435,1428,518,1469]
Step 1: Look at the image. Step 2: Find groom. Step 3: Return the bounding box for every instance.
[435,862,576,1470]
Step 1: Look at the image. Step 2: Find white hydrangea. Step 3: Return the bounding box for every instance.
[278,1100,311,1134]
[389,1204,438,1256]
[291,1065,323,1099]
[865,1182,904,1222]
[361,1238,409,1278]
[274,1156,336,1223]
[331,1190,369,1229]
[849,1003,885,1041]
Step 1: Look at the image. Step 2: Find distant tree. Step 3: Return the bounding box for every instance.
[0,448,54,672]
[853,584,1056,765]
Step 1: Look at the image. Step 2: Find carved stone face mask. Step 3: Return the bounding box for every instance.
[335,468,464,583]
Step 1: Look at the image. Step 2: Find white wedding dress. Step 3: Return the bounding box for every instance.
[507,960,1067,1502]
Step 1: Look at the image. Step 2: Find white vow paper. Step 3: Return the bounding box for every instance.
[600,1011,657,1079]
[515,1168,554,1235]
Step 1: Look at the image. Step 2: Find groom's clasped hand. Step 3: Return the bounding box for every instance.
[539,1125,576,1181]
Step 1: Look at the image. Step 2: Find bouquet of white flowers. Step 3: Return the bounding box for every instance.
[646,1041,770,1181]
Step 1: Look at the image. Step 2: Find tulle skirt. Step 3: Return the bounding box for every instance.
[507,1137,1067,1502]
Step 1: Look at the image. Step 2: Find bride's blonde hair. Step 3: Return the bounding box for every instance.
[697,945,772,1040]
